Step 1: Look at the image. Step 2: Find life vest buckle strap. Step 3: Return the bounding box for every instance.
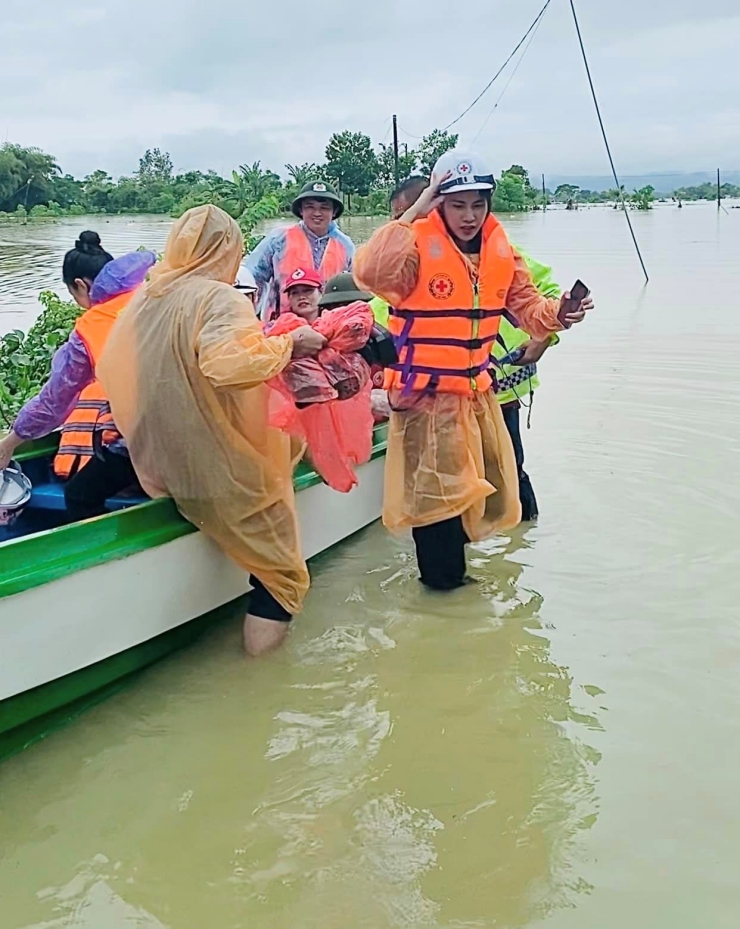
[389,307,506,321]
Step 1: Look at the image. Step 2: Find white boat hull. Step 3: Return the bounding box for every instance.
[0,455,384,704]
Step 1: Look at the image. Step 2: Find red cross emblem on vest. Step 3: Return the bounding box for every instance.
[428,273,455,299]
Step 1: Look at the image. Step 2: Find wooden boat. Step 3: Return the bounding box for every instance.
[0,426,387,760]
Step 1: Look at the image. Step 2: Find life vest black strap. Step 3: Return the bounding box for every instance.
[389,306,506,320]
[389,360,491,380]
[400,333,499,350]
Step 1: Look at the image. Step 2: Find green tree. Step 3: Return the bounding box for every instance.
[376,143,417,189]
[82,170,114,212]
[501,165,537,207]
[0,143,60,211]
[285,163,319,187]
[554,183,580,204]
[238,161,281,201]
[493,172,528,212]
[209,162,281,219]
[324,131,378,209]
[50,174,85,210]
[416,129,459,176]
[136,148,174,184]
[630,185,655,211]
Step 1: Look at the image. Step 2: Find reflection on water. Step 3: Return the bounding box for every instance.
[2,202,740,927]
[0,527,601,929]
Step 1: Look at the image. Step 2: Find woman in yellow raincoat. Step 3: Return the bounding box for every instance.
[98,205,326,655]
[354,150,593,590]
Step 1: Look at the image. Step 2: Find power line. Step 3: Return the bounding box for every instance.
[470,8,547,146]
[397,125,424,141]
[568,0,649,283]
[442,0,554,132]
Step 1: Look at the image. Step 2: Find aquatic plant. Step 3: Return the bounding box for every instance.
[0,292,80,427]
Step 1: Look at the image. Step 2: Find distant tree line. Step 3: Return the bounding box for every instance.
[3,137,737,234]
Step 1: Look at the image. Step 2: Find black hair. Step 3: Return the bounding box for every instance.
[390,175,429,207]
[62,231,113,287]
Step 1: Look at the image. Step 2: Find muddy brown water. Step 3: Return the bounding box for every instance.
[1,203,739,927]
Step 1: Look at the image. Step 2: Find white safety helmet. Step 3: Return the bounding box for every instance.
[432,150,496,194]
[234,264,258,293]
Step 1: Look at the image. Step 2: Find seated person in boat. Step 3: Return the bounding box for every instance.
[96,206,326,657]
[0,233,155,521]
[245,181,355,322]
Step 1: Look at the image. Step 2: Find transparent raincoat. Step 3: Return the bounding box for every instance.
[354,218,563,541]
[98,206,310,614]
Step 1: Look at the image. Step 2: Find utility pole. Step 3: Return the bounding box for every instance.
[542,173,547,210]
[392,115,400,188]
[717,168,721,210]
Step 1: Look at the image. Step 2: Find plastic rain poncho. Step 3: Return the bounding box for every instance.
[354,219,563,541]
[97,205,310,614]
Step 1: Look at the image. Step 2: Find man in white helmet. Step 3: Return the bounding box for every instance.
[355,150,593,590]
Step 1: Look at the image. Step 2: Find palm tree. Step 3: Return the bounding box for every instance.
[285,163,319,188]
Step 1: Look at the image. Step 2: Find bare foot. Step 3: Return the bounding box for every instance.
[243,613,289,657]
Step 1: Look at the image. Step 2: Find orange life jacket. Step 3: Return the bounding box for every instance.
[384,210,516,396]
[53,291,131,479]
[275,224,349,317]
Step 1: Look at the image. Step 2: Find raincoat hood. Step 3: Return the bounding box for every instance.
[147,205,244,297]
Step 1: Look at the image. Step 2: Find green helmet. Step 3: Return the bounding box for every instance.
[291,181,344,219]
[319,272,372,307]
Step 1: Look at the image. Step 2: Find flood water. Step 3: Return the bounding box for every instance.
[0,214,383,332]
[2,202,740,927]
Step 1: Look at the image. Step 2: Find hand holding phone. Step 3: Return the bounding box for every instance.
[558,279,590,328]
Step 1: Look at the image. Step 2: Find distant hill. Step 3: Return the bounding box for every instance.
[541,170,740,194]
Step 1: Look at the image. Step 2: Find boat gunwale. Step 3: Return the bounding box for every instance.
[1,424,387,600]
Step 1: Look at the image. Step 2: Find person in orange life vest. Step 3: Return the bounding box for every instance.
[320,272,390,421]
[0,233,156,522]
[246,181,355,322]
[354,150,594,590]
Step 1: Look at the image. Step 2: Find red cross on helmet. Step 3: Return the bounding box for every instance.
[432,150,496,194]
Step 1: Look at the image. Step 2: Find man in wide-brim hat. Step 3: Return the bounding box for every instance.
[245,180,355,322]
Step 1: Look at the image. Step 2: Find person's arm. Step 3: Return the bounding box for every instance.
[512,246,562,299]
[244,233,277,292]
[506,253,594,340]
[196,286,324,390]
[353,221,420,307]
[0,332,94,468]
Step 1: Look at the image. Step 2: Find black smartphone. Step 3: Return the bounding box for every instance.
[558,279,590,328]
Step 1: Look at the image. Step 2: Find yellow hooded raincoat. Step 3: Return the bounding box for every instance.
[98,205,309,614]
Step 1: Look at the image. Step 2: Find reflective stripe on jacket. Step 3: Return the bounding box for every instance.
[53,290,130,478]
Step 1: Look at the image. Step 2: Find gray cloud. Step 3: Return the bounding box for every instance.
[1,0,738,179]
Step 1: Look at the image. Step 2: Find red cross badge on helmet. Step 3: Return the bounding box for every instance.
[457,162,472,175]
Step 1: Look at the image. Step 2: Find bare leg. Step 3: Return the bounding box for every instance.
[243,613,289,656]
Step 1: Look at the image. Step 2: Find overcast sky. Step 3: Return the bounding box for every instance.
[2,0,738,181]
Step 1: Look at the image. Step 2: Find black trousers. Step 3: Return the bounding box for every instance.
[501,401,538,521]
[64,448,139,522]
[412,516,470,590]
[249,576,292,623]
